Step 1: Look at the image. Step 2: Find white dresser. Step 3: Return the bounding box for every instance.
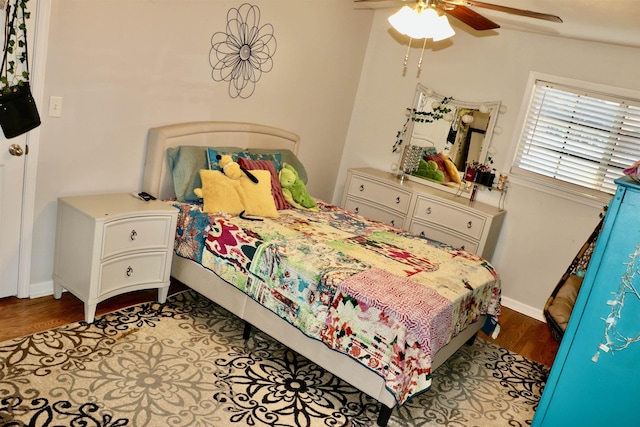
[53,193,178,323]
[341,168,505,260]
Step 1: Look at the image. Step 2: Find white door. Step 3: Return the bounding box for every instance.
[0,137,27,298]
[0,0,50,298]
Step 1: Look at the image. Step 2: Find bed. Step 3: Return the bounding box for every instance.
[141,121,501,426]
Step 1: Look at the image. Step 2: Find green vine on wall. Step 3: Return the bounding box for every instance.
[1,0,31,93]
[392,97,453,153]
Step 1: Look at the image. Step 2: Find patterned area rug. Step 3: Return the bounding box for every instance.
[0,291,549,427]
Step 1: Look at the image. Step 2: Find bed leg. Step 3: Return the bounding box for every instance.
[465,332,478,346]
[377,404,392,426]
[242,321,252,340]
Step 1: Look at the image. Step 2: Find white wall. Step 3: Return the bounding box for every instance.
[28,2,640,321]
[30,0,373,287]
[337,12,640,320]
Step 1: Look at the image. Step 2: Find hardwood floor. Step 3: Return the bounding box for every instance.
[479,305,560,367]
[0,280,559,367]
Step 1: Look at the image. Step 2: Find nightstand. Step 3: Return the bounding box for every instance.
[53,193,178,323]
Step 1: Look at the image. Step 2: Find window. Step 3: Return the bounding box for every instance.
[511,76,640,198]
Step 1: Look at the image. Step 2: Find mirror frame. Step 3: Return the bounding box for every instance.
[404,84,501,191]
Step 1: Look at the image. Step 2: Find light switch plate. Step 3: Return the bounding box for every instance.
[49,96,63,117]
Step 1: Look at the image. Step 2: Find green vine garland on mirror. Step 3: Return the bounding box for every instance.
[1,0,31,94]
[392,96,453,153]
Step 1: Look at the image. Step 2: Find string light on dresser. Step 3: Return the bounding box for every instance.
[592,243,640,363]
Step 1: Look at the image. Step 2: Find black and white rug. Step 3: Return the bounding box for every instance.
[0,290,549,426]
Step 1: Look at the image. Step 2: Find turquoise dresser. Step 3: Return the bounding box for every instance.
[533,176,640,426]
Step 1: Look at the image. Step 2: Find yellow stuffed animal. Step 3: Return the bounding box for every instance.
[216,154,243,179]
[193,169,278,218]
[216,154,258,183]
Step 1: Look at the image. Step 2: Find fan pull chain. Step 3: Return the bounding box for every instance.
[402,37,412,76]
[417,38,427,78]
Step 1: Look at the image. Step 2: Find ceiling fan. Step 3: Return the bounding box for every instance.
[355,0,563,31]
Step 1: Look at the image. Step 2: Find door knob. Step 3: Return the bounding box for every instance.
[8,144,23,157]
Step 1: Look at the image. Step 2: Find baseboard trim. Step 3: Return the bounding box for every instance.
[29,280,54,299]
[502,296,545,322]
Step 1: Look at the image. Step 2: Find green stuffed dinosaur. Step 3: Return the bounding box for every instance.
[279,162,318,211]
[414,159,445,182]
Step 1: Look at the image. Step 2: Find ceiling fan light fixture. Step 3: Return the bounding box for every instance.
[388,4,454,41]
[431,14,455,41]
[415,7,439,39]
[388,6,418,37]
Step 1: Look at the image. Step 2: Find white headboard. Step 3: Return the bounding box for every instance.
[142,121,300,200]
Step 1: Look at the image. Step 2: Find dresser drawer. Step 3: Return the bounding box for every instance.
[410,221,479,254]
[412,196,486,240]
[348,175,411,214]
[344,198,405,228]
[99,252,168,295]
[102,215,173,259]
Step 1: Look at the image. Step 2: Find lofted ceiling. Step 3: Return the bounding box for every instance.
[355,0,640,48]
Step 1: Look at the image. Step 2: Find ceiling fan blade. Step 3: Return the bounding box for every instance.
[353,0,406,3]
[452,1,563,23]
[444,5,501,31]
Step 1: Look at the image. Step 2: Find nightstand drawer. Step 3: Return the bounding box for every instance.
[102,216,173,259]
[99,252,168,295]
[410,222,479,254]
[413,196,485,240]
[348,175,411,214]
[344,198,405,228]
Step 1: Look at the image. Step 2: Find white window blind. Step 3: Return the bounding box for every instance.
[512,80,640,196]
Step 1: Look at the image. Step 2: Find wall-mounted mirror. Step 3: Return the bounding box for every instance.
[401,84,501,189]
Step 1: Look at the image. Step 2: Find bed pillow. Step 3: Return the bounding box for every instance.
[241,151,283,171]
[206,148,308,185]
[246,148,308,184]
[195,169,279,218]
[206,148,283,172]
[166,146,209,202]
[238,157,290,210]
[206,147,245,171]
[167,145,244,201]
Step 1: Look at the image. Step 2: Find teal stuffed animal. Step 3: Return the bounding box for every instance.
[279,163,318,210]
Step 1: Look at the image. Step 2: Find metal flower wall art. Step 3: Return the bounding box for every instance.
[210,3,277,99]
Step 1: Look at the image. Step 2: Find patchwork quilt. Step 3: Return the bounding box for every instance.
[172,200,501,404]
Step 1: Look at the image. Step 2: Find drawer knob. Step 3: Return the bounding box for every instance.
[130,229,138,241]
[395,197,401,204]
[420,231,426,237]
[461,245,466,251]
[467,221,473,229]
[425,207,432,215]
[126,266,133,277]
[355,207,359,214]
[359,184,365,192]
[390,220,395,226]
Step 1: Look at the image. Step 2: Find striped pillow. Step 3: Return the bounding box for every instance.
[237,157,291,210]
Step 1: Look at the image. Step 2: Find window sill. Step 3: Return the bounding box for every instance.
[508,174,612,209]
